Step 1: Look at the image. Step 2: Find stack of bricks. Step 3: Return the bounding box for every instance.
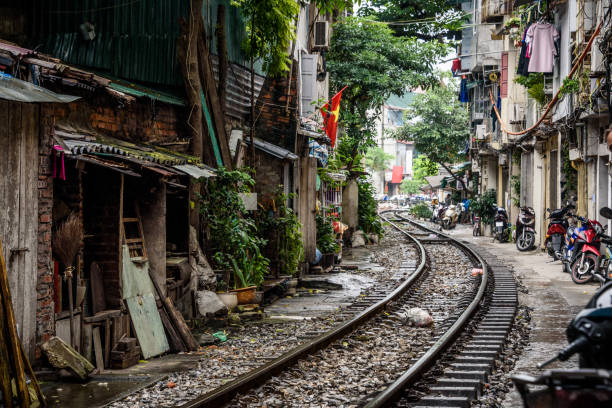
[36,103,55,359]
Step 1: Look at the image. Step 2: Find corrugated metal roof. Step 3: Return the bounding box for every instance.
[33,0,189,86]
[55,128,201,166]
[245,137,298,161]
[32,0,262,86]
[173,164,216,179]
[0,73,81,103]
[107,81,186,107]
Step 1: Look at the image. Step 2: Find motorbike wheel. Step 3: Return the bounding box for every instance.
[545,239,555,258]
[516,231,535,251]
[570,253,598,284]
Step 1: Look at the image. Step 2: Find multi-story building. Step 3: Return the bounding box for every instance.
[371,94,417,195]
[463,0,612,243]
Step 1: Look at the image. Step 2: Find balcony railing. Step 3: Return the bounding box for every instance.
[481,0,512,22]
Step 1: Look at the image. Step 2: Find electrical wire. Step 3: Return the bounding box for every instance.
[48,0,142,14]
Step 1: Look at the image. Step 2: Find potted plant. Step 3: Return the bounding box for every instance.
[316,214,339,269]
[504,17,521,30]
[201,167,270,305]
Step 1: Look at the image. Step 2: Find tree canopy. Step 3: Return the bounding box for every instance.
[327,17,448,175]
[412,155,438,181]
[365,146,394,172]
[400,178,422,194]
[232,0,299,76]
[357,0,466,40]
[394,79,471,193]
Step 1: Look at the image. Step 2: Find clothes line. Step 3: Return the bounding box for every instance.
[441,50,519,63]
[488,18,603,139]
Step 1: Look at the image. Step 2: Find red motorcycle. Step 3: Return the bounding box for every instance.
[545,204,574,260]
[570,215,605,284]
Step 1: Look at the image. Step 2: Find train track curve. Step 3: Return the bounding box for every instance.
[173,210,517,408]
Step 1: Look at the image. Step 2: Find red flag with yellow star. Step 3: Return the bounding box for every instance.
[320,86,346,148]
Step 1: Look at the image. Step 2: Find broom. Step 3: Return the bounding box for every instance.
[52,213,82,348]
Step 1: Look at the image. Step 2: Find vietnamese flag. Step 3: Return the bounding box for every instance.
[320,86,347,148]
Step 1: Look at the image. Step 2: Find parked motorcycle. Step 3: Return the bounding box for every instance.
[569,207,612,285]
[472,215,481,237]
[512,281,612,407]
[441,204,459,229]
[493,207,510,242]
[515,206,536,251]
[569,215,605,284]
[545,203,575,260]
[431,203,447,224]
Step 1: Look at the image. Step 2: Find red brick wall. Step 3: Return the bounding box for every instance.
[36,104,55,358]
[54,95,187,149]
[254,64,299,152]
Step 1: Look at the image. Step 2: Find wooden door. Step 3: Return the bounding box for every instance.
[0,101,40,358]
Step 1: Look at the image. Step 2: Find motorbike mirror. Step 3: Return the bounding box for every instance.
[600,207,612,219]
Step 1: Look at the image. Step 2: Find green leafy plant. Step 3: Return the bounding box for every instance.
[200,167,269,289]
[515,73,548,105]
[357,178,383,237]
[327,17,448,177]
[559,77,580,96]
[365,146,394,172]
[410,203,433,219]
[394,75,472,194]
[470,189,497,226]
[316,214,340,254]
[257,187,304,276]
[400,178,423,194]
[511,175,521,207]
[504,17,521,29]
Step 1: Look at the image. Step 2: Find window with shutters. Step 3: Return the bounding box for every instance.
[300,54,318,116]
[501,52,508,98]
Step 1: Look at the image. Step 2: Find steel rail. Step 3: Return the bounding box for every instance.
[180,212,427,408]
[364,211,489,407]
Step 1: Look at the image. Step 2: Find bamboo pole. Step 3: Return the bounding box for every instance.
[0,238,29,406]
[0,297,14,408]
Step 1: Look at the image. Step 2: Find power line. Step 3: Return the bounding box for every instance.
[48,0,141,14]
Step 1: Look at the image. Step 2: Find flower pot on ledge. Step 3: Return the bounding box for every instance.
[230,286,257,304]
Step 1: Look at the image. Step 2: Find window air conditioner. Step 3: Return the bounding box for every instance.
[476,124,487,140]
[313,21,329,49]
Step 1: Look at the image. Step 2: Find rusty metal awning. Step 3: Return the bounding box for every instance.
[54,128,215,180]
[244,137,298,161]
[173,164,216,179]
[0,73,80,103]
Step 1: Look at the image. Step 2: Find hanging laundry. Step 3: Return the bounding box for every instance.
[459,78,469,103]
[516,22,532,76]
[451,58,461,76]
[526,22,559,73]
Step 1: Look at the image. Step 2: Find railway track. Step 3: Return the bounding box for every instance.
[175,210,518,408]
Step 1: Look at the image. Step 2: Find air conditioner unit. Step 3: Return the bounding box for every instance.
[476,124,487,140]
[313,21,329,49]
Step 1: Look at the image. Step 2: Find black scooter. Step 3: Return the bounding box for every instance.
[494,207,509,243]
[512,274,612,406]
[515,206,536,251]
